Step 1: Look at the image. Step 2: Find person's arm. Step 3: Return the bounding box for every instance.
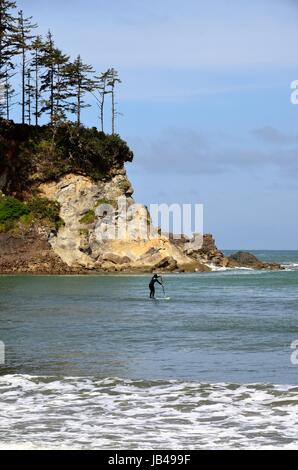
[157,280,162,285]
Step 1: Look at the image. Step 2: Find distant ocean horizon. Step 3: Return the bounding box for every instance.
[1,249,298,449]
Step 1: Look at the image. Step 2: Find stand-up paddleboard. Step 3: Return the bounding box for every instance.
[149,275,170,300]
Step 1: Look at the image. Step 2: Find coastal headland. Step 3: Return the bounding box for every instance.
[0,120,281,274]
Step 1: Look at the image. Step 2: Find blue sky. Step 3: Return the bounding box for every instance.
[15,0,298,249]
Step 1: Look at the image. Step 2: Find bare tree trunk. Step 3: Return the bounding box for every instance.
[27,72,31,125]
[101,91,105,132]
[50,65,54,124]
[5,74,9,120]
[111,85,115,135]
[22,46,25,123]
[35,50,38,126]
[77,82,81,125]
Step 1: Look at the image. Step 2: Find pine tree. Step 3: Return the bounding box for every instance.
[25,68,34,124]
[30,35,43,125]
[107,68,121,134]
[52,48,71,122]
[15,9,37,123]
[94,69,111,132]
[65,55,94,125]
[40,31,70,124]
[0,0,18,118]
[5,70,17,119]
[0,68,17,119]
[0,4,125,129]
[39,31,55,123]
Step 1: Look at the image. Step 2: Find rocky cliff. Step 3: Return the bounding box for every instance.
[0,168,226,273]
[34,170,227,273]
[0,121,281,274]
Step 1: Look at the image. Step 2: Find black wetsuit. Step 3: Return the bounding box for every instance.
[149,276,162,298]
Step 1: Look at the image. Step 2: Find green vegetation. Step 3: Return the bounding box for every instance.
[0,194,63,232]
[79,210,95,225]
[0,120,133,193]
[0,2,134,199]
[95,198,117,208]
[1,1,122,132]
[0,2,134,234]
[0,195,29,222]
[27,197,63,228]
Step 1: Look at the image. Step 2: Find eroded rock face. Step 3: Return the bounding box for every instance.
[35,171,221,272]
[5,169,273,273]
[0,227,77,274]
[183,233,227,267]
[37,172,168,270]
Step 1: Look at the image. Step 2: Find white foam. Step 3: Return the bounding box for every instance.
[0,375,297,450]
[281,263,298,271]
[207,264,254,272]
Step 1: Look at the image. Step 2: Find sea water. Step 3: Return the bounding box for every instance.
[0,250,298,449]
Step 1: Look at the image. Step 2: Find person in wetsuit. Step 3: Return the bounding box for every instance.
[149,274,162,299]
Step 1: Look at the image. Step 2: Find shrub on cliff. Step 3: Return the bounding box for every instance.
[0,196,29,223]
[0,120,134,194]
[79,210,95,225]
[27,198,63,229]
[0,195,63,232]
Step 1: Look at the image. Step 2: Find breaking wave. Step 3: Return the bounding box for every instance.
[0,375,298,449]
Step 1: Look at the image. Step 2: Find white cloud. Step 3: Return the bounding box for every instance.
[129,127,298,176]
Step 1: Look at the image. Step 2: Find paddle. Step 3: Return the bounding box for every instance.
[160,276,166,297]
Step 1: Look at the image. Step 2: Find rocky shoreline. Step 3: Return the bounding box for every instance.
[0,167,282,275]
[0,122,282,274]
[0,224,282,275]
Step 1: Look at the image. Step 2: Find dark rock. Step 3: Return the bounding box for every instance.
[153,256,178,271]
[227,251,282,270]
[140,247,161,259]
[0,228,78,274]
[179,233,227,267]
[228,251,259,265]
[102,253,131,265]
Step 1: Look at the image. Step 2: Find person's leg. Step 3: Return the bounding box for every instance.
[152,286,155,299]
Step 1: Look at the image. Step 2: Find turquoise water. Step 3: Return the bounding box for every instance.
[0,250,298,449]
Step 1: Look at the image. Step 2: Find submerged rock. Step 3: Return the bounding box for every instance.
[227,251,282,270]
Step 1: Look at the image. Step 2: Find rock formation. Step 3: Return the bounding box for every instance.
[0,121,282,274]
[35,170,224,272]
[227,251,282,270]
[0,167,283,274]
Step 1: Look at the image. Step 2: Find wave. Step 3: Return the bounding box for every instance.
[208,263,298,273]
[0,375,298,450]
[207,264,254,272]
[281,263,298,272]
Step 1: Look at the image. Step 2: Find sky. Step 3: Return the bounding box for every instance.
[14,0,298,249]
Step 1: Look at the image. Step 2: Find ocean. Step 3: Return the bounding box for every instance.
[0,250,298,449]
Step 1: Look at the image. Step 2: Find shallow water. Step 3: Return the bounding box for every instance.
[0,250,298,449]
